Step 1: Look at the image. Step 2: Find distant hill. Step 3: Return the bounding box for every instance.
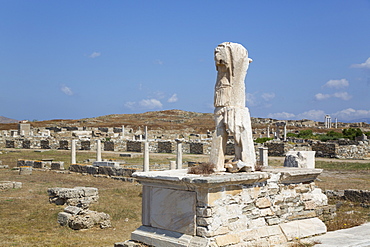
[19,110,215,133]
[348,118,370,124]
[0,116,18,123]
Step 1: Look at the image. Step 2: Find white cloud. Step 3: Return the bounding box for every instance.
[315,93,331,100]
[262,92,275,101]
[139,99,163,109]
[268,110,325,121]
[333,92,352,100]
[61,85,73,96]
[323,79,349,89]
[297,110,325,121]
[124,101,136,110]
[268,108,370,122]
[89,52,101,58]
[315,92,352,101]
[151,91,165,99]
[246,93,257,106]
[332,108,370,121]
[124,98,163,110]
[351,57,370,69]
[168,93,178,103]
[267,112,295,120]
[154,59,164,65]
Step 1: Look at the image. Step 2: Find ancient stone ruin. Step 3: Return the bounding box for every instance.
[115,42,331,247]
[48,187,111,230]
[57,206,111,230]
[0,181,22,191]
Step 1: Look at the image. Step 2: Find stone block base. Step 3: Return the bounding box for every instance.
[122,168,329,247]
[130,219,325,247]
[132,226,209,247]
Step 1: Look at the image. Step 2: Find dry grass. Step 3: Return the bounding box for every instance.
[188,162,215,174]
[0,166,142,246]
[325,199,370,231]
[1,150,370,246]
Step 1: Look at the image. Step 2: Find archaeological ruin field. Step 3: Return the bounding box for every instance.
[0,149,369,246]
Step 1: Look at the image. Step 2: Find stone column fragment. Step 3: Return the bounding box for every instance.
[71,140,77,164]
[96,140,102,162]
[176,139,183,169]
[259,147,268,167]
[143,141,149,172]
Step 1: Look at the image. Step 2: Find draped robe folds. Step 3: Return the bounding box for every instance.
[210,42,256,172]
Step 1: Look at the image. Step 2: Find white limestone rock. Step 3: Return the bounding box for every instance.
[284,151,316,168]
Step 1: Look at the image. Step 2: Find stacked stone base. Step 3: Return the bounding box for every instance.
[48,187,99,208]
[0,181,22,190]
[48,187,112,230]
[120,168,330,247]
[58,206,111,230]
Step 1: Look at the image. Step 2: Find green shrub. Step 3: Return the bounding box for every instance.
[287,132,297,137]
[255,137,273,143]
[342,128,362,140]
[297,129,313,139]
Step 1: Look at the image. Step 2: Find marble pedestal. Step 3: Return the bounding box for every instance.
[129,168,327,247]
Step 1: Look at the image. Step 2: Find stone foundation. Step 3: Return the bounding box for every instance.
[126,168,328,246]
[69,164,137,177]
[0,181,22,190]
[58,206,111,230]
[48,187,99,209]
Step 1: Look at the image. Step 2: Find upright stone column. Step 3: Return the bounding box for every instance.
[324,115,332,129]
[96,140,102,162]
[71,140,77,165]
[267,126,270,138]
[121,125,125,139]
[283,123,287,141]
[176,139,183,169]
[143,141,149,172]
[275,124,280,140]
[169,160,176,170]
[145,126,148,141]
[258,147,268,167]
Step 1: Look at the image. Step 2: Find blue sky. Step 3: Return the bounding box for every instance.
[1,1,370,122]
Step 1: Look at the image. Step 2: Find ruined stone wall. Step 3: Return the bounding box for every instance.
[311,142,337,158]
[265,142,285,156]
[104,141,114,151]
[59,140,69,150]
[127,141,143,152]
[80,141,90,150]
[69,164,137,177]
[157,141,173,153]
[326,189,370,204]
[1,135,369,159]
[195,180,333,246]
[335,141,370,159]
[189,143,203,154]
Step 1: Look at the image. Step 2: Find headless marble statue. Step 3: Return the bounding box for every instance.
[210,42,256,172]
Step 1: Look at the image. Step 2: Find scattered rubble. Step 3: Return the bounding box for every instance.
[48,187,111,230]
[57,206,111,230]
[48,187,99,209]
[0,181,22,191]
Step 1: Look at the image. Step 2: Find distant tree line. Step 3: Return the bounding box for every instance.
[287,128,369,142]
[255,128,370,143]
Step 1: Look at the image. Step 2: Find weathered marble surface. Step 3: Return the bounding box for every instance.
[210,42,256,172]
[130,168,329,246]
[149,187,196,235]
[284,151,316,168]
